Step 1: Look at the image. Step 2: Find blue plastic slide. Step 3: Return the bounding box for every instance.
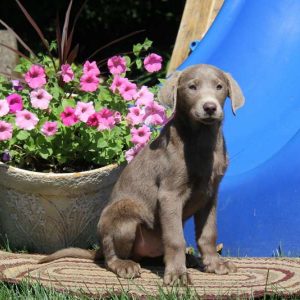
[181,0,300,256]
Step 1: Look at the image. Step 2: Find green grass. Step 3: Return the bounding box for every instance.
[0,279,298,300]
[0,280,201,300]
[0,280,86,300]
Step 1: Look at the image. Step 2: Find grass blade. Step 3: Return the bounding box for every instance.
[66,44,79,64]
[15,0,50,52]
[0,19,35,57]
[0,42,32,62]
[87,29,145,61]
[61,0,73,63]
[15,1,57,72]
[65,0,87,61]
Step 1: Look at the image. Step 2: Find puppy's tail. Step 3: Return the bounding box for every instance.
[38,247,103,264]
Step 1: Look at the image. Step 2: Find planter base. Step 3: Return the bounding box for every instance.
[0,163,123,253]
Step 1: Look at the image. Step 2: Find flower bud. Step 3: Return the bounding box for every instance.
[1,150,10,163]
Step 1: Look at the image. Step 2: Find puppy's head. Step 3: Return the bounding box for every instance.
[159,64,245,125]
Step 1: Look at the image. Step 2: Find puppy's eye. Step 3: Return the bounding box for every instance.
[189,84,197,90]
[216,84,223,90]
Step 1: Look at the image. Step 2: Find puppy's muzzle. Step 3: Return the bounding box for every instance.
[192,99,223,124]
[203,102,217,116]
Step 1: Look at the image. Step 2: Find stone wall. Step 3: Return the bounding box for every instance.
[0,30,18,75]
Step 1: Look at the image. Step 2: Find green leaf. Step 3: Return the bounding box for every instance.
[49,41,57,51]
[135,58,142,69]
[14,58,31,73]
[51,105,63,116]
[95,101,102,111]
[97,139,108,148]
[36,135,46,145]
[39,147,53,159]
[133,43,143,56]
[158,78,166,84]
[16,130,30,141]
[143,38,153,50]
[0,76,6,83]
[62,98,76,108]
[38,117,48,128]
[56,154,67,164]
[8,136,17,147]
[39,151,49,159]
[26,136,36,151]
[124,55,131,66]
[48,147,53,155]
[50,85,62,99]
[125,135,132,145]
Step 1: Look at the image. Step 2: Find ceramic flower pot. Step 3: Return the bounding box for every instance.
[0,162,123,253]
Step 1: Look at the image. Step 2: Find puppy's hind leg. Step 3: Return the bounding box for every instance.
[98,199,144,279]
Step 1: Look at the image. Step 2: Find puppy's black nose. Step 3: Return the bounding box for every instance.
[203,102,217,115]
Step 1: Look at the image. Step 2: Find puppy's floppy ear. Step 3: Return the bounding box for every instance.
[225,72,245,115]
[158,71,181,112]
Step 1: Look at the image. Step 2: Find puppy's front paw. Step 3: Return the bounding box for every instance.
[163,266,192,286]
[107,259,141,279]
[202,256,237,275]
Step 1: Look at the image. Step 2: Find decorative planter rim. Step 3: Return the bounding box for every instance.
[0,162,123,194]
[0,161,119,179]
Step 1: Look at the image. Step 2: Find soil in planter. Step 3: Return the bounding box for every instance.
[1,157,108,173]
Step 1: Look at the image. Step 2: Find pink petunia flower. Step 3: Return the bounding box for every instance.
[110,76,127,93]
[145,113,167,126]
[87,113,99,127]
[87,109,121,129]
[125,143,144,163]
[126,106,145,126]
[0,121,13,141]
[60,106,78,126]
[144,53,163,73]
[24,65,47,89]
[134,86,154,107]
[107,56,126,75]
[111,77,138,102]
[15,110,39,130]
[41,121,58,137]
[80,72,99,92]
[0,99,9,117]
[61,64,74,83]
[119,80,137,101]
[114,111,122,124]
[83,61,100,76]
[144,100,167,126]
[6,94,23,113]
[97,108,116,131]
[75,101,95,122]
[30,89,53,110]
[130,125,151,145]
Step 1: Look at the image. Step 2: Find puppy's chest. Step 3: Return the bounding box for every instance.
[181,152,227,219]
[184,148,227,194]
[185,148,227,179]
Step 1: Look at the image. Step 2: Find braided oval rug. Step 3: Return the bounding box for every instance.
[0,251,299,299]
